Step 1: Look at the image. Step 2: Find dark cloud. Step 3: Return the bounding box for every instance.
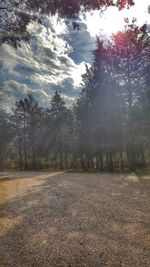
[1,80,51,108]
[66,20,96,65]
[0,15,95,108]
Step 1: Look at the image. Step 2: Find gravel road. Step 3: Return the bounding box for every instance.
[0,171,150,267]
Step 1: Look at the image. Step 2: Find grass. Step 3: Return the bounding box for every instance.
[135,169,150,177]
[0,176,10,183]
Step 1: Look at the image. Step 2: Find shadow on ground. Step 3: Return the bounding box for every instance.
[0,172,150,267]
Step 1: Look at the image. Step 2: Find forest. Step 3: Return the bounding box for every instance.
[0,22,150,172]
[0,2,150,267]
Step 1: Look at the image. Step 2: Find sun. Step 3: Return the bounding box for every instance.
[82,0,150,37]
[84,9,125,37]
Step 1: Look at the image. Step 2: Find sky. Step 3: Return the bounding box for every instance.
[0,0,150,108]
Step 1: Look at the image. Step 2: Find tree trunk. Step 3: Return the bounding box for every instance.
[127,145,135,171]
[100,154,103,171]
[59,144,63,170]
[19,150,22,170]
[106,152,114,171]
[0,152,4,171]
[140,146,145,167]
[109,152,114,171]
[23,111,27,170]
[65,153,68,169]
[120,150,124,171]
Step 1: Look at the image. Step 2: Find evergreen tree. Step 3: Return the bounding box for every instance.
[49,91,73,169]
[13,94,44,169]
[0,108,13,170]
[108,23,150,169]
[0,0,134,46]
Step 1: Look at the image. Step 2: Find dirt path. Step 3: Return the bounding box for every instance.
[0,171,150,267]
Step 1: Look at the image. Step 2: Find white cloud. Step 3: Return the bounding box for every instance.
[71,62,91,87]
[0,14,95,108]
[2,80,51,107]
[2,0,148,108]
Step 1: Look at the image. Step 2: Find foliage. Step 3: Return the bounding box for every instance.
[0,23,150,171]
[0,0,134,47]
[0,108,13,170]
[74,24,150,170]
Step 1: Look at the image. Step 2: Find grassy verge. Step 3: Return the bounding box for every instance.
[66,169,131,174]
[0,176,10,183]
[135,169,150,177]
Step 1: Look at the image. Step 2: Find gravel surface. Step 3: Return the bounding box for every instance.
[0,171,150,267]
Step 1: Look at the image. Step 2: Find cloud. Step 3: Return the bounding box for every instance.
[0,14,96,108]
[2,80,51,108]
[1,1,149,109]
[66,19,96,64]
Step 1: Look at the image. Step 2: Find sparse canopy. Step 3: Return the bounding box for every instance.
[0,0,135,47]
[74,24,150,170]
[0,14,150,171]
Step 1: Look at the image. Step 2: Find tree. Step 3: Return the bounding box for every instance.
[74,23,150,171]
[107,23,150,169]
[13,94,44,169]
[0,0,134,46]
[1,21,150,172]
[0,108,13,170]
[75,40,123,171]
[48,91,73,169]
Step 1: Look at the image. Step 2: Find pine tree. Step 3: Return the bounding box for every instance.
[0,0,134,47]
[0,108,13,170]
[49,91,72,169]
[13,94,43,169]
[108,23,150,169]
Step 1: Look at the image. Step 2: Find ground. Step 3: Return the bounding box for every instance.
[0,171,150,267]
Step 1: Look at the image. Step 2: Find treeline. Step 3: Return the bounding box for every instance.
[0,24,150,171]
